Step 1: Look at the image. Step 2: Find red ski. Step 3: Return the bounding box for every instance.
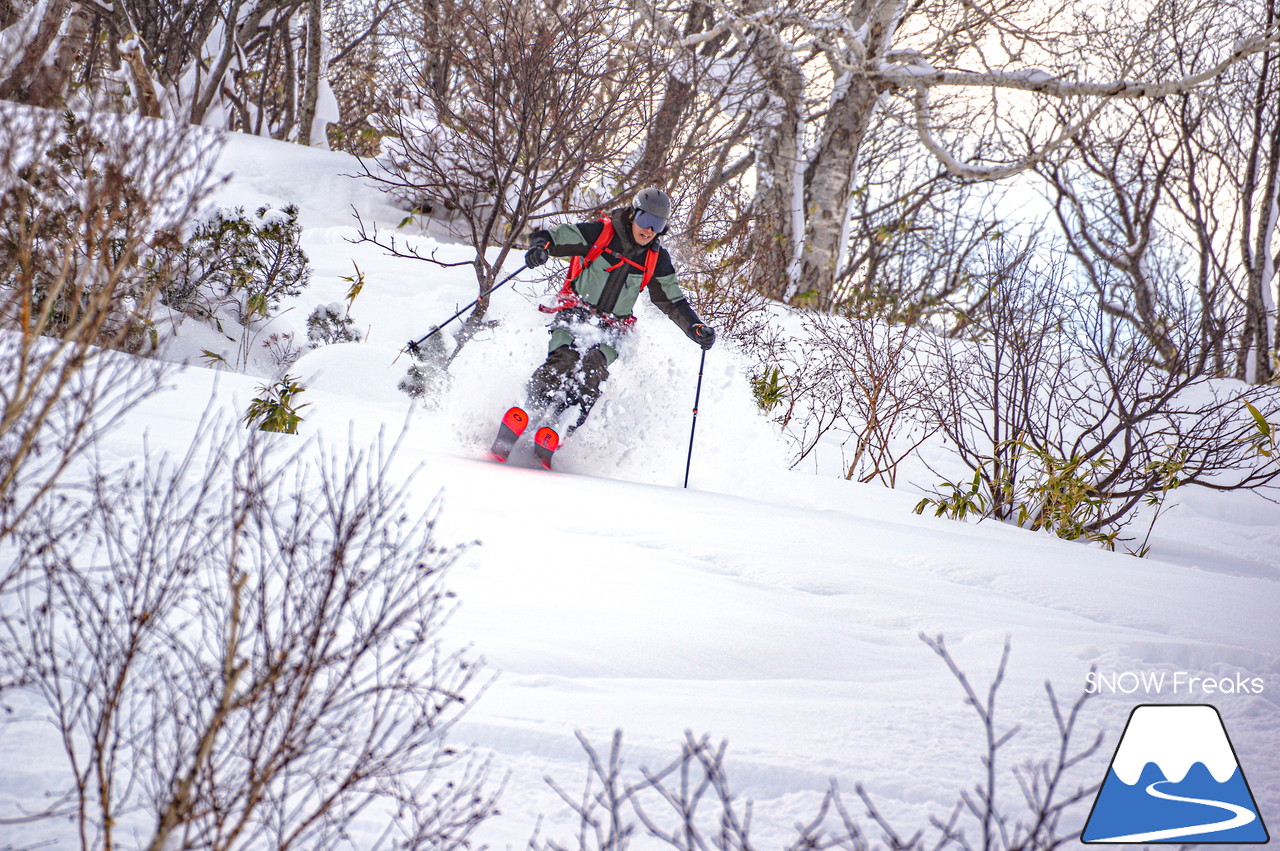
[532,426,560,470]
[488,406,529,462]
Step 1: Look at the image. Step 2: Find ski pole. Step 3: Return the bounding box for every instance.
[683,347,708,489]
[405,263,528,356]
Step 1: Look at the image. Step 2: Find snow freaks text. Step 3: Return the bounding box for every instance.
[1085,671,1266,696]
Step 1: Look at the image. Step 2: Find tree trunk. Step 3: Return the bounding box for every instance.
[797,74,881,307]
[298,0,325,146]
[188,10,240,126]
[790,0,900,307]
[743,27,804,301]
[632,1,719,184]
[422,0,452,102]
[0,0,73,104]
[25,0,92,108]
[634,73,693,185]
[120,40,165,118]
[1236,8,1280,384]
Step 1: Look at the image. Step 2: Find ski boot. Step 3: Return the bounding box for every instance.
[489,406,529,462]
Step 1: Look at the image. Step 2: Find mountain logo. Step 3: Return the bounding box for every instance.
[1082,704,1269,844]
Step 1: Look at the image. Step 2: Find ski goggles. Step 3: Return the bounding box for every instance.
[633,208,667,232]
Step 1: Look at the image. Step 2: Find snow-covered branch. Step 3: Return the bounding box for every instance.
[909,85,1110,180]
[880,29,1280,99]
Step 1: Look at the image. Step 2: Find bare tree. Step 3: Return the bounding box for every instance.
[0,0,95,108]
[132,0,336,142]
[354,0,664,361]
[1,418,498,850]
[1164,0,1280,384]
[324,0,403,153]
[622,0,1279,309]
[0,0,342,142]
[1038,115,1189,371]
[1020,0,1280,385]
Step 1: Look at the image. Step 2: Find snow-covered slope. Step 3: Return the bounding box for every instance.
[5,129,1278,849]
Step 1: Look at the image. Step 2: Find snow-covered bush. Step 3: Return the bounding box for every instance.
[0,103,217,554]
[306,302,362,347]
[160,204,310,326]
[0,110,174,353]
[398,333,449,405]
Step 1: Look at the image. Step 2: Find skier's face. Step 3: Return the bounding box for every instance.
[631,219,657,246]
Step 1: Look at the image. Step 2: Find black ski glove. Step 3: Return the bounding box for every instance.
[689,323,716,350]
[525,239,550,268]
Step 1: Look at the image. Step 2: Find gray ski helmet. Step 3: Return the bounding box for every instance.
[632,187,671,233]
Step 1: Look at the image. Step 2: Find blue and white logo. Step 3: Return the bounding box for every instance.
[1082,704,1269,843]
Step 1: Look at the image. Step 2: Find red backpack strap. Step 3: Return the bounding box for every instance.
[566,218,614,287]
[540,218,614,312]
[640,247,659,291]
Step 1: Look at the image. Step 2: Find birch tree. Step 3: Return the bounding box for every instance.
[627,0,1280,309]
[0,0,340,143]
[1228,0,1280,382]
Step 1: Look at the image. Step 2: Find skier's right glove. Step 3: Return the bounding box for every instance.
[690,323,716,350]
[525,239,550,268]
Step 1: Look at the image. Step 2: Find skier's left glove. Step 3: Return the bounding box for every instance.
[689,323,716,350]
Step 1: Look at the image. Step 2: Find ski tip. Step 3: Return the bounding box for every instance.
[533,426,560,452]
[533,426,559,470]
[501,406,530,434]
[486,451,508,463]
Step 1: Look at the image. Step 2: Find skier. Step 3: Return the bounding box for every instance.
[489,187,716,468]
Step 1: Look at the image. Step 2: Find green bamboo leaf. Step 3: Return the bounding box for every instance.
[1245,400,1271,437]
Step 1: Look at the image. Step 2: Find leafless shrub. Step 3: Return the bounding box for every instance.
[0,103,221,561]
[722,303,931,484]
[918,253,1280,551]
[1,418,497,850]
[535,635,1102,851]
[684,275,792,411]
[794,313,934,486]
